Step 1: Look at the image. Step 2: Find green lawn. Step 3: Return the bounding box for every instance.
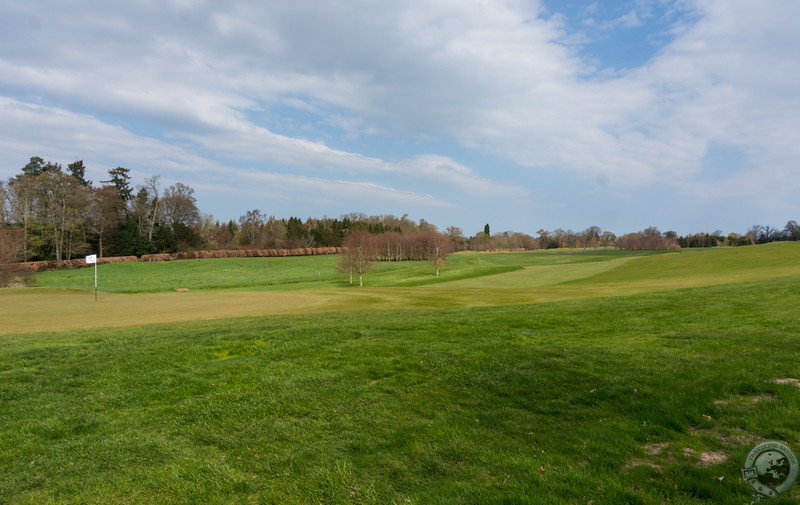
[32,255,346,293]
[4,244,800,335]
[31,248,659,293]
[2,244,800,504]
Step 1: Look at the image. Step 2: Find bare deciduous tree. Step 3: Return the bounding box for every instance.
[338,229,377,286]
[34,171,89,260]
[129,175,161,242]
[0,227,28,286]
[160,182,200,230]
[88,186,124,258]
[238,209,268,247]
[0,181,10,224]
[420,232,450,276]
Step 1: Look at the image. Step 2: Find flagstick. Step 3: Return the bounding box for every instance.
[86,254,98,301]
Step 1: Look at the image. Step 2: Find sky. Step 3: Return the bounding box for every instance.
[1,0,798,237]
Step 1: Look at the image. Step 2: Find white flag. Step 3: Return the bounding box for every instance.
[85,254,97,264]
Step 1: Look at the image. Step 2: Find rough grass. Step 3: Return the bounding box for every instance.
[1,277,800,504]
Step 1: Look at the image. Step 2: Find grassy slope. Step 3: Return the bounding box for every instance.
[31,249,659,293]
[1,277,799,504]
[435,257,636,288]
[435,243,800,290]
[8,244,799,336]
[565,242,800,288]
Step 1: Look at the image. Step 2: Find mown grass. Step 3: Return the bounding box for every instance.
[565,242,800,288]
[1,276,800,504]
[31,244,795,294]
[32,248,658,293]
[2,244,800,503]
[6,244,800,336]
[32,255,345,293]
[439,243,800,291]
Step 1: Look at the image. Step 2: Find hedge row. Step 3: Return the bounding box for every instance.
[12,247,344,272]
[12,256,139,273]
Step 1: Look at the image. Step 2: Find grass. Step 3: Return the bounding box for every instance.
[565,242,800,287]
[1,244,800,503]
[32,255,346,293]
[9,244,800,336]
[31,248,659,293]
[436,256,636,288]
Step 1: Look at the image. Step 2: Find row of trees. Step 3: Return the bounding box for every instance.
[0,157,634,264]
[533,226,618,250]
[337,229,451,286]
[233,211,442,250]
[676,232,752,248]
[747,222,800,244]
[616,222,800,250]
[0,157,205,261]
[616,227,680,250]
[4,156,800,268]
[0,161,455,264]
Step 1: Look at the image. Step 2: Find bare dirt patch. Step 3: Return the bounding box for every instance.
[625,458,662,471]
[688,426,761,447]
[628,427,758,472]
[773,378,800,388]
[644,442,668,455]
[714,393,780,405]
[682,447,730,467]
[697,451,729,466]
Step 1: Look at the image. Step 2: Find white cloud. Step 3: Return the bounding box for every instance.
[238,171,455,209]
[419,0,800,191]
[0,97,223,180]
[0,0,798,231]
[397,156,528,198]
[0,97,465,214]
[608,10,644,29]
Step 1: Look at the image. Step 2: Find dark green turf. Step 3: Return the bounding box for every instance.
[2,275,799,504]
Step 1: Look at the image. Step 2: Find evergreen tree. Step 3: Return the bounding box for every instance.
[102,167,133,202]
[110,218,152,257]
[286,217,309,243]
[67,160,92,186]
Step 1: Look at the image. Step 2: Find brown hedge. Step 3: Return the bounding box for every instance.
[10,247,345,273]
[140,247,342,262]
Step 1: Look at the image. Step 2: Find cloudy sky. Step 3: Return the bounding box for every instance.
[1,0,798,236]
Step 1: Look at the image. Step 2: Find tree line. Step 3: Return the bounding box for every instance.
[337,229,452,286]
[2,155,800,274]
[614,223,800,250]
[0,158,208,262]
[0,157,546,264]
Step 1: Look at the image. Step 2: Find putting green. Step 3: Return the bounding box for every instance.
[0,289,331,335]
